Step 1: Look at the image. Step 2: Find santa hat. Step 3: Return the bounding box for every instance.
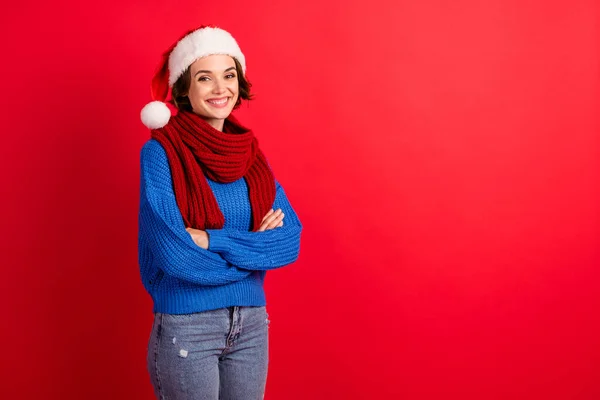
[140,26,246,129]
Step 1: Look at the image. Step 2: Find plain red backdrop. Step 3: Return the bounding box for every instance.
[1,0,598,399]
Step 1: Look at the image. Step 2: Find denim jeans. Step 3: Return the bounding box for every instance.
[147,306,270,399]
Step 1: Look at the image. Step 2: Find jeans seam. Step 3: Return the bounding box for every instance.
[154,313,165,400]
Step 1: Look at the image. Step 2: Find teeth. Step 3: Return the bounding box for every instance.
[208,98,227,105]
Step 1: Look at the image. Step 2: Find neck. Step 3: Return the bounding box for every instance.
[203,117,225,132]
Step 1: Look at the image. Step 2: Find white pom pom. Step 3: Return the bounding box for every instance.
[140,101,171,129]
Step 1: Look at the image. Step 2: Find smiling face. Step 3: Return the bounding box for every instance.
[186,54,240,131]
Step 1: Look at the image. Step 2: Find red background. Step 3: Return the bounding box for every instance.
[2,0,599,399]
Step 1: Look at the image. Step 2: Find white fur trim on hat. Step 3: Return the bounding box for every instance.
[140,101,171,129]
[168,27,246,86]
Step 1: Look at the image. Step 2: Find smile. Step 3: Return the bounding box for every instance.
[206,97,229,108]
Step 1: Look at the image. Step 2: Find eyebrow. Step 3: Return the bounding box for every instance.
[194,67,236,77]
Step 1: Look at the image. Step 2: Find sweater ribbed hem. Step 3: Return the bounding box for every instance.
[150,276,266,314]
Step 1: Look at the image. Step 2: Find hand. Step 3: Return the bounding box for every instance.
[185,227,209,249]
[258,208,285,232]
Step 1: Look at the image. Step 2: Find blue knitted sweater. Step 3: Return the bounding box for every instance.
[138,139,302,314]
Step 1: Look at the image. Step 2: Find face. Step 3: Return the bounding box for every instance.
[186,54,239,130]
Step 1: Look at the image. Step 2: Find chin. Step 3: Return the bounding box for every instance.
[212,111,232,120]
[213,108,234,119]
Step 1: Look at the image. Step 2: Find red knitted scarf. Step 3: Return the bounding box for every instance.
[151,110,275,232]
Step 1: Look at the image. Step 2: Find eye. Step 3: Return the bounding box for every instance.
[225,73,236,79]
[198,76,210,82]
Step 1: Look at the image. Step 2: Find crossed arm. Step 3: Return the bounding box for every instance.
[185,207,285,249]
[140,140,302,286]
[187,179,303,270]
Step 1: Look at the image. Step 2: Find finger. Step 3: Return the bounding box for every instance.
[258,217,274,232]
[265,212,285,230]
[261,209,283,228]
[261,209,275,224]
[262,209,274,219]
[259,210,282,231]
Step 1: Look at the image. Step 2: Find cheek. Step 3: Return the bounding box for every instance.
[230,80,240,95]
[188,84,206,106]
[188,84,201,99]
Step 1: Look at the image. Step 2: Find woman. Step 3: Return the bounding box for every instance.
[138,26,302,399]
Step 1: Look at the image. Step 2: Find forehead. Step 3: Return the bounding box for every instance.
[190,54,236,72]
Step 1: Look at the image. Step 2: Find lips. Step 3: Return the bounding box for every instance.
[206,97,229,108]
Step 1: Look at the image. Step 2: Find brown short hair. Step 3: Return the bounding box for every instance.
[170,57,252,112]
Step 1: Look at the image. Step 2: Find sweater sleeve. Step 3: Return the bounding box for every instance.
[139,140,252,286]
[205,180,302,270]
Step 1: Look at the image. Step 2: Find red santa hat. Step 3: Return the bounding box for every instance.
[140,26,247,129]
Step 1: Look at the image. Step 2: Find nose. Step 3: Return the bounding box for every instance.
[212,77,226,94]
